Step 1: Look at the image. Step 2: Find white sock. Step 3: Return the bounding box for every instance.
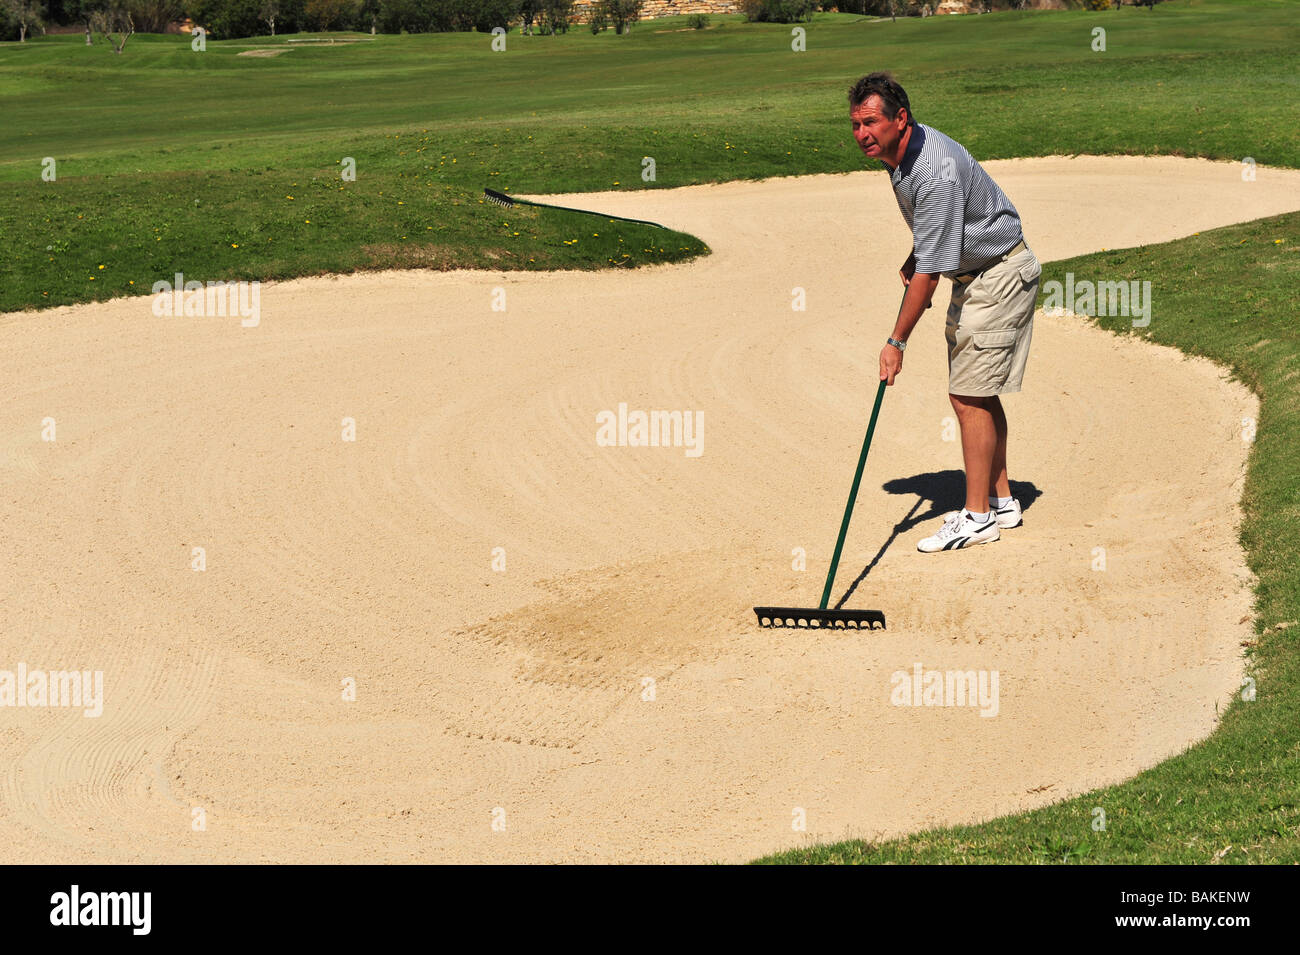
[991,495,1013,509]
[965,509,991,523]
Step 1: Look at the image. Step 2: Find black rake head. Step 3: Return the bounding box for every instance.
[753,607,886,630]
[484,188,515,208]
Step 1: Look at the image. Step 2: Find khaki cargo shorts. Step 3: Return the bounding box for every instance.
[945,247,1041,397]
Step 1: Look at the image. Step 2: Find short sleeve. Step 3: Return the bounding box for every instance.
[910,176,965,274]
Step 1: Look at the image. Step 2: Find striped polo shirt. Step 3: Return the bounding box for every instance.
[888,124,1024,277]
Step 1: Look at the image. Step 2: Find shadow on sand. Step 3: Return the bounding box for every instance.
[833,470,1043,610]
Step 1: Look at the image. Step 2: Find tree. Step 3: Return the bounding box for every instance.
[594,0,640,34]
[260,0,279,33]
[377,0,448,33]
[357,0,378,32]
[519,0,539,33]
[92,0,134,53]
[128,0,183,31]
[65,0,99,44]
[540,0,571,32]
[188,0,264,37]
[4,0,47,41]
[304,0,359,29]
[458,0,521,32]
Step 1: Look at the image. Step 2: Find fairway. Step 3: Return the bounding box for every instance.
[2,1,1300,867]
[3,3,1299,311]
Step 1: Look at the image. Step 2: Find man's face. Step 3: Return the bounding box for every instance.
[850,95,907,163]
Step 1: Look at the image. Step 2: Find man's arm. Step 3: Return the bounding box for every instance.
[879,272,939,385]
[900,251,917,285]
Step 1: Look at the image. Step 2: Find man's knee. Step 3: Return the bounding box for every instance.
[949,392,994,415]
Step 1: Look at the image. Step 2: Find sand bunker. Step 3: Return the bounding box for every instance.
[2,156,1297,863]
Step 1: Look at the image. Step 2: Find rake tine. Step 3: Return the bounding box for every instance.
[752,607,886,630]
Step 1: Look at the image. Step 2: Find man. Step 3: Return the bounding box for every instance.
[849,72,1040,553]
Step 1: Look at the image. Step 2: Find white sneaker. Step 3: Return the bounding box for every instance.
[944,499,1022,529]
[918,509,1000,553]
[992,498,1022,528]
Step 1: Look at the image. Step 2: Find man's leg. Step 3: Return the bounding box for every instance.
[917,393,1005,552]
[950,393,999,514]
[988,395,1010,501]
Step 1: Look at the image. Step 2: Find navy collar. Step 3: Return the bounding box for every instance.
[888,124,925,180]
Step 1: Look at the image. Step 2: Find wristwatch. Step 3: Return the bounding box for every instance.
[887,337,907,351]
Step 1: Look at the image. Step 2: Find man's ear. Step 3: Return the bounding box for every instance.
[897,108,910,130]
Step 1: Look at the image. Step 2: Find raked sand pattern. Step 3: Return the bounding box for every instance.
[1,156,1296,862]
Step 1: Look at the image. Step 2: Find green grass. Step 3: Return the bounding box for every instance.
[2,1,1299,310]
[757,214,1300,864]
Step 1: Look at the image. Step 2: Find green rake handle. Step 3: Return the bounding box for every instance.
[818,378,888,611]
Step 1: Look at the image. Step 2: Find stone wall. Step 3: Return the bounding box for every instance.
[549,0,1076,25]
[570,0,741,24]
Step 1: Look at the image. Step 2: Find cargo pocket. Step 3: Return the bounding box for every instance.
[1018,255,1041,286]
[971,327,1018,388]
[973,328,1019,350]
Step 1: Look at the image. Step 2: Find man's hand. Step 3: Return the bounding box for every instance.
[880,343,903,386]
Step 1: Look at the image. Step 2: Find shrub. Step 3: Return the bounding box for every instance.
[739,0,813,24]
[188,0,265,36]
[592,0,639,33]
[377,0,472,32]
[130,0,187,32]
[305,0,360,29]
[456,0,521,31]
[687,11,707,27]
[540,0,570,32]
